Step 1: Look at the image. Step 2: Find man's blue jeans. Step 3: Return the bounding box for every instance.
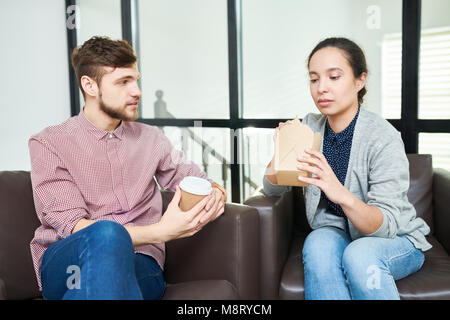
[40,220,165,300]
[302,226,425,300]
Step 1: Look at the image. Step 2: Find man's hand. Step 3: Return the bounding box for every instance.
[198,187,225,226]
[73,185,226,246]
[157,186,213,242]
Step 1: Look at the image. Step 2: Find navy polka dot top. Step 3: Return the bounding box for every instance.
[321,107,360,217]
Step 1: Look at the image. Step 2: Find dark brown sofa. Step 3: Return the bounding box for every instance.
[245,154,450,299]
[0,171,260,300]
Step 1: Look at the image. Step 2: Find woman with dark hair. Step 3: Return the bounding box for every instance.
[263,37,431,300]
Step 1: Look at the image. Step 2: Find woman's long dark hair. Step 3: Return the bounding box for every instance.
[308,37,368,105]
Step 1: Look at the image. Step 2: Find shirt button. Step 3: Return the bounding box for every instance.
[109,133,113,138]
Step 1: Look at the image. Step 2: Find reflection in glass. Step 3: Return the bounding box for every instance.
[242,128,275,201]
[138,0,229,119]
[242,0,402,119]
[161,126,232,200]
[76,0,122,45]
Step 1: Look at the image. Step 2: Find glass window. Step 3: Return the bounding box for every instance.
[419,0,450,119]
[76,0,122,44]
[138,0,229,119]
[161,126,232,200]
[242,0,403,119]
[242,128,274,201]
[75,0,122,107]
[419,133,450,171]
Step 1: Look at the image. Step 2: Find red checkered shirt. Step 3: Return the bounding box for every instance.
[28,110,208,290]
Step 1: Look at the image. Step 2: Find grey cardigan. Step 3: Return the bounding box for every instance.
[264,108,432,252]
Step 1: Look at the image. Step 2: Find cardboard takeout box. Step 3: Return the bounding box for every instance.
[274,116,322,187]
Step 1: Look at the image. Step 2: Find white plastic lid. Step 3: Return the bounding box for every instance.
[179,176,212,195]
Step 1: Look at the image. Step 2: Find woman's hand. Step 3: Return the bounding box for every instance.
[296,148,348,205]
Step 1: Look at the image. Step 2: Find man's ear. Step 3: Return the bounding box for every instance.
[80,75,99,97]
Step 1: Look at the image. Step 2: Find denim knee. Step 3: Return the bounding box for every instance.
[302,227,350,269]
[84,220,133,253]
[341,238,389,290]
[342,238,386,272]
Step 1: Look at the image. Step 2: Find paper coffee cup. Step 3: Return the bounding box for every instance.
[179,176,212,211]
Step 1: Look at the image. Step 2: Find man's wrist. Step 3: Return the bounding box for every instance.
[129,223,166,245]
[148,222,167,243]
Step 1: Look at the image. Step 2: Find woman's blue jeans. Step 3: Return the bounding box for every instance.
[40,220,165,300]
[302,226,425,300]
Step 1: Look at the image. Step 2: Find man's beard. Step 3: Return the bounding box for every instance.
[99,94,139,122]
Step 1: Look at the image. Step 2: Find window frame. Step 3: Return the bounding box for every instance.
[65,0,450,203]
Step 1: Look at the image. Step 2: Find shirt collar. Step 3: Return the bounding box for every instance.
[325,107,360,145]
[78,108,125,141]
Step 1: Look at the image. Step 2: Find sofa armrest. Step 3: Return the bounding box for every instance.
[0,278,6,300]
[0,171,42,300]
[161,192,260,299]
[244,189,294,299]
[433,168,450,255]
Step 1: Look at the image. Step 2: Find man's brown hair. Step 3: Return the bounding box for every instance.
[71,36,137,98]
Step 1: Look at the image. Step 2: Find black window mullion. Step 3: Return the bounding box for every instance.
[401,0,421,153]
[121,0,133,46]
[66,0,80,117]
[228,0,241,203]
[122,0,142,119]
[417,120,450,133]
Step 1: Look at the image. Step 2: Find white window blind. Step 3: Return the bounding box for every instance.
[382,26,450,119]
[418,27,450,120]
[419,133,450,171]
[382,27,450,171]
[381,32,402,119]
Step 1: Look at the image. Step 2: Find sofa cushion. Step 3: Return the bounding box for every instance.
[397,236,450,299]
[0,171,41,299]
[279,235,450,300]
[406,154,434,233]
